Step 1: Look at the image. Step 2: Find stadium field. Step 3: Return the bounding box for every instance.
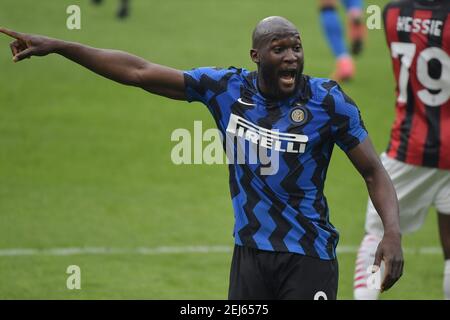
[0,0,445,299]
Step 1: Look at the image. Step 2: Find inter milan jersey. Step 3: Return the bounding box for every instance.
[184,67,367,260]
[384,0,450,169]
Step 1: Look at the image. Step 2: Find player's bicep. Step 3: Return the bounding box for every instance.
[346,137,383,179]
[136,63,187,100]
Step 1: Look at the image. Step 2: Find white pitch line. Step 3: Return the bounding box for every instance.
[0,246,233,257]
[0,245,442,257]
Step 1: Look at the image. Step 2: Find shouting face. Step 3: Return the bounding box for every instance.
[251,17,304,100]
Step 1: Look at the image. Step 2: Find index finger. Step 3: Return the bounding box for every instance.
[0,27,24,40]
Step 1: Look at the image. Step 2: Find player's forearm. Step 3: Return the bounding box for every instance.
[1,28,186,100]
[365,168,401,236]
[52,39,147,86]
[348,139,401,237]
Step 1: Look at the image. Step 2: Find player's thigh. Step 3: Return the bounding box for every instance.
[366,153,439,235]
[276,255,338,300]
[228,245,274,300]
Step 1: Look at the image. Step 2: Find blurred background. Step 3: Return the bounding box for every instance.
[0,0,444,299]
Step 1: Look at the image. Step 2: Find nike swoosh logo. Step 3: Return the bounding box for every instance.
[237,98,256,106]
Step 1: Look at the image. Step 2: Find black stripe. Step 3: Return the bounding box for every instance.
[311,129,331,222]
[258,78,315,253]
[280,155,305,211]
[264,187,290,252]
[383,2,398,155]
[415,0,447,10]
[230,87,257,117]
[280,83,321,257]
[320,86,349,258]
[206,72,235,127]
[422,5,447,167]
[321,80,338,92]
[309,126,335,259]
[397,83,415,161]
[235,81,283,249]
[296,219,320,257]
[324,202,338,259]
[322,86,361,151]
[422,106,441,167]
[231,74,273,248]
[228,164,240,199]
[255,104,291,252]
[300,75,313,102]
[395,4,415,161]
[299,83,340,259]
[236,164,260,248]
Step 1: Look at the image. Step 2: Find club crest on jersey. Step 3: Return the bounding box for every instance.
[290,106,308,125]
[226,113,308,154]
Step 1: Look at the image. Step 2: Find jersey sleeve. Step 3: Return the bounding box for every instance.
[331,84,368,152]
[183,67,231,104]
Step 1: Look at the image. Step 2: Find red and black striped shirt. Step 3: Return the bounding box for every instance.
[384,0,450,169]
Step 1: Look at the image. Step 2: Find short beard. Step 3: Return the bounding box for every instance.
[258,61,304,100]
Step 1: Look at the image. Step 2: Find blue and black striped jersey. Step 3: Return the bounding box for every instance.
[184,67,367,260]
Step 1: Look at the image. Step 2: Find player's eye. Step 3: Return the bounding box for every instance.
[273,47,283,54]
[293,45,302,52]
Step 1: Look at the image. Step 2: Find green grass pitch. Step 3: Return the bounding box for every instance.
[0,0,445,299]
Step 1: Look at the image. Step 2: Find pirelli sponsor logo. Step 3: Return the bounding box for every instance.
[226,113,308,154]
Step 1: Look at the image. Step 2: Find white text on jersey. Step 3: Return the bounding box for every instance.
[226,114,308,154]
[396,16,443,37]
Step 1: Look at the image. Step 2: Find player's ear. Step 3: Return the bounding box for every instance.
[250,49,259,64]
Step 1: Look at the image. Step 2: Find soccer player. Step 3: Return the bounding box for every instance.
[0,16,403,300]
[353,0,450,300]
[318,0,366,81]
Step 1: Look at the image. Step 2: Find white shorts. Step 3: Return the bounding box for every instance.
[365,153,450,237]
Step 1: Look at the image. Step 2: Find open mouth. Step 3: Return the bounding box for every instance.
[279,69,297,87]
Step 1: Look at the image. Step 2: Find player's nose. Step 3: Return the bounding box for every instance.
[283,49,297,64]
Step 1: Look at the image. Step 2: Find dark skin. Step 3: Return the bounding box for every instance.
[251,34,303,100]
[250,17,304,99]
[0,16,403,292]
[438,213,450,260]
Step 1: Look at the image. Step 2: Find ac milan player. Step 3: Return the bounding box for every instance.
[354,0,450,300]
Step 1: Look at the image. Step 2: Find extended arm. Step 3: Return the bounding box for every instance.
[0,27,186,100]
[347,137,404,292]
